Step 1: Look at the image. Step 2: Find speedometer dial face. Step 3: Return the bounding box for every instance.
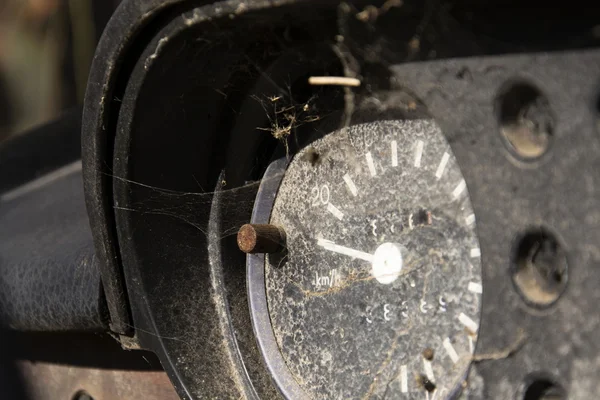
[265,120,482,399]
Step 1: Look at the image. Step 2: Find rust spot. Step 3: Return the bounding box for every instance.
[422,347,434,361]
[301,147,326,167]
[417,374,436,393]
[237,224,286,254]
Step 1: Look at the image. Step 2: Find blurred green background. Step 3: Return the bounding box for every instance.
[0,0,119,142]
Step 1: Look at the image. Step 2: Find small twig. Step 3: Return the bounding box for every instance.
[356,0,403,22]
[308,76,361,87]
[472,329,528,362]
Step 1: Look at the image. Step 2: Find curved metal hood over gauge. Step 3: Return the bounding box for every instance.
[82,0,600,398]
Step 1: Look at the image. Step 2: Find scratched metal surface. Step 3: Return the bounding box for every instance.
[266,120,482,399]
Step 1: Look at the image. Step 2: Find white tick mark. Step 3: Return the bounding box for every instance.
[391,140,398,167]
[400,364,408,393]
[365,152,377,177]
[423,358,435,382]
[470,248,481,258]
[469,336,475,353]
[435,152,450,179]
[443,337,459,364]
[465,213,476,226]
[468,282,483,294]
[326,203,344,220]
[343,174,358,197]
[452,179,466,199]
[414,140,424,168]
[459,312,479,334]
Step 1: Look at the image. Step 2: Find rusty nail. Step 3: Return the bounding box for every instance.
[237,224,286,254]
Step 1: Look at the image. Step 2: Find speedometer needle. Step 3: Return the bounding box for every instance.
[316,238,374,262]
